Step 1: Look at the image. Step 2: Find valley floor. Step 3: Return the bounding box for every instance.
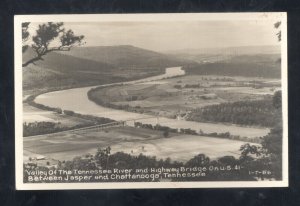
[22,69,277,165]
[23,126,257,164]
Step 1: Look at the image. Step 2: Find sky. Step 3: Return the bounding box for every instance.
[28,20,280,52]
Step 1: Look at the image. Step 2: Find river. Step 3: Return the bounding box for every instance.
[34,66,269,138]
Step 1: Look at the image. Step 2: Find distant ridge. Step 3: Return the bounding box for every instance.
[165,45,281,55]
[58,45,193,67]
[166,45,281,66]
[22,45,192,92]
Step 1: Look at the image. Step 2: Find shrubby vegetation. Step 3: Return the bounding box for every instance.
[25,95,63,113]
[134,121,262,143]
[62,110,114,125]
[174,84,204,89]
[188,96,277,127]
[24,140,280,182]
[23,121,94,137]
[23,121,64,136]
[24,146,257,183]
[238,91,283,180]
[24,114,283,182]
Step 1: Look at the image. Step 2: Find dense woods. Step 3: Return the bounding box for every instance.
[184,54,281,78]
[188,96,277,127]
[23,121,95,137]
[23,121,64,137]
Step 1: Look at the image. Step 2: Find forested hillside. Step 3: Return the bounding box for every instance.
[59,45,193,67]
[184,54,281,78]
[188,95,278,127]
[23,46,191,93]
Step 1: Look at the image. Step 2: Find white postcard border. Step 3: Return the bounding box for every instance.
[15,12,288,190]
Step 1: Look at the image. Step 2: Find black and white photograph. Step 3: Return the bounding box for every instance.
[14,13,288,189]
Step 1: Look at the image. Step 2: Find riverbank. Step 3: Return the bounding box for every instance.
[32,67,269,138]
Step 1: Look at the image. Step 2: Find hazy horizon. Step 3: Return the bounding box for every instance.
[27,20,280,52]
[69,44,280,51]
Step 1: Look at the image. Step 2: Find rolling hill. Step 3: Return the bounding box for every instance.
[58,45,193,67]
[22,45,192,93]
[166,45,280,57]
[184,54,281,78]
[22,44,281,94]
[166,45,280,63]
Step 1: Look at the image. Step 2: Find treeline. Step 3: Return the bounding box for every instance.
[134,122,262,143]
[23,147,256,183]
[23,111,115,137]
[174,84,203,89]
[24,139,280,183]
[184,60,281,78]
[24,121,62,136]
[188,98,276,127]
[63,110,114,125]
[23,121,94,137]
[25,95,63,114]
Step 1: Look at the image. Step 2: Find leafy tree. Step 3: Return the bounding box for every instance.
[22,22,30,53]
[64,156,97,170]
[274,21,281,42]
[273,90,282,109]
[274,21,282,64]
[239,91,283,180]
[22,22,85,67]
[240,143,261,158]
[95,147,111,169]
[185,154,210,167]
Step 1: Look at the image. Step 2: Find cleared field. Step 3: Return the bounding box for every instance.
[89,74,280,119]
[23,126,257,162]
[35,82,270,138]
[112,135,257,162]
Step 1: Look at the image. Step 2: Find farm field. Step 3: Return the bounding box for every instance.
[23,126,256,163]
[27,68,274,165]
[34,81,270,138]
[89,75,281,119]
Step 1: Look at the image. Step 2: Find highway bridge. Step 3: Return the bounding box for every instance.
[24,116,161,137]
